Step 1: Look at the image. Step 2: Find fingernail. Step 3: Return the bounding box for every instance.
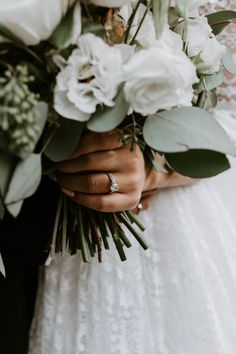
[61,188,75,198]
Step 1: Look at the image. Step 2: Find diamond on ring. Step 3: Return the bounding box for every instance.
[106,172,119,193]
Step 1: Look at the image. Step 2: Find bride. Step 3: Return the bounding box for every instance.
[29,1,236,353]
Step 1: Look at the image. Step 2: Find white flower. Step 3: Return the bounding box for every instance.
[54,33,125,122]
[120,3,184,52]
[89,0,130,7]
[170,0,209,15]
[0,0,81,46]
[119,3,156,48]
[175,16,225,75]
[123,46,198,116]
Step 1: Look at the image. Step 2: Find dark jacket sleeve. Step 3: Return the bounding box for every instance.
[0,176,59,275]
[0,177,59,354]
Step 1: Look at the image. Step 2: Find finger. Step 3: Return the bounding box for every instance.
[70,131,123,159]
[57,172,134,194]
[72,192,141,212]
[58,147,134,174]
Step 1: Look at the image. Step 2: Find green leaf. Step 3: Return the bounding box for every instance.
[222,45,236,75]
[82,22,106,38]
[165,150,230,178]
[50,3,78,49]
[7,200,24,218]
[143,107,236,156]
[0,24,25,46]
[5,154,42,216]
[87,91,129,133]
[45,117,85,162]
[0,195,4,220]
[195,71,224,92]
[35,102,48,141]
[0,253,6,278]
[207,10,236,35]
[0,151,16,198]
[175,0,187,19]
[152,0,169,38]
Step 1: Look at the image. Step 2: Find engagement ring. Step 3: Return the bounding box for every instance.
[106,172,119,193]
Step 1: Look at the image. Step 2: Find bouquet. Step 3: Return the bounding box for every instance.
[0,0,236,275]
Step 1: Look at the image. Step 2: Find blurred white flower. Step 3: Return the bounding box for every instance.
[119,2,184,54]
[0,0,81,45]
[170,0,209,15]
[123,46,198,116]
[119,3,156,48]
[89,0,131,7]
[54,33,125,122]
[175,16,225,75]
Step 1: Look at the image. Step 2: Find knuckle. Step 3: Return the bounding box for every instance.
[94,197,107,212]
[86,175,98,191]
[106,150,116,160]
[130,175,142,191]
[127,193,142,210]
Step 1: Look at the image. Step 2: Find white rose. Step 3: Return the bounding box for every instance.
[0,0,81,46]
[155,27,183,52]
[89,0,130,7]
[175,16,225,75]
[54,33,125,122]
[123,46,198,116]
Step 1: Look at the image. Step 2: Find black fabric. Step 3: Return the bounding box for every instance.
[0,177,59,354]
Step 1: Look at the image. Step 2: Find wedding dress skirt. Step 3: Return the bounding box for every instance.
[30,2,236,352]
[29,169,236,354]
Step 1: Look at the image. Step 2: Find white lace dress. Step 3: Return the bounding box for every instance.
[29,2,236,353]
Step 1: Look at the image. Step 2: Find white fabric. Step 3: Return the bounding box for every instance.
[29,1,236,353]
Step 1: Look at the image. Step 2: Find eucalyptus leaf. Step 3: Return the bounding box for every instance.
[175,0,187,19]
[35,101,48,141]
[5,154,42,208]
[165,150,230,178]
[0,253,5,278]
[207,10,236,35]
[45,117,85,162]
[0,151,16,198]
[143,107,236,156]
[7,200,24,218]
[0,195,4,220]
[222,45,236,75]
[195,71,224,92]
[50,3,78,49]
[82,22,106,38]
[87,91,129,133]
[152,0,169,38]
[0,24,25,46]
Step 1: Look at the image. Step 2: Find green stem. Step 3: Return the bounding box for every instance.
[124,0,142,43]
[125,211,145,232]
[78,205,90,262]
[117,212,148,250]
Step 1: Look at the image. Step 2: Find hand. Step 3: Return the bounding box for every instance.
[55,132,147,212]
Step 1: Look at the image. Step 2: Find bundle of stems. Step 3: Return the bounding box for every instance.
[49,194,148,262]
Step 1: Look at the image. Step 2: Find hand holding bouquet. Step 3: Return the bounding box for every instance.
[0,0,236,274]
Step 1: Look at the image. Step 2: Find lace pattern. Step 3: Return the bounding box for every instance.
[29,181,236,354]
[29,2,236,354]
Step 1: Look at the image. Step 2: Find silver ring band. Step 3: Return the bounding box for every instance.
[106,172,119,193]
